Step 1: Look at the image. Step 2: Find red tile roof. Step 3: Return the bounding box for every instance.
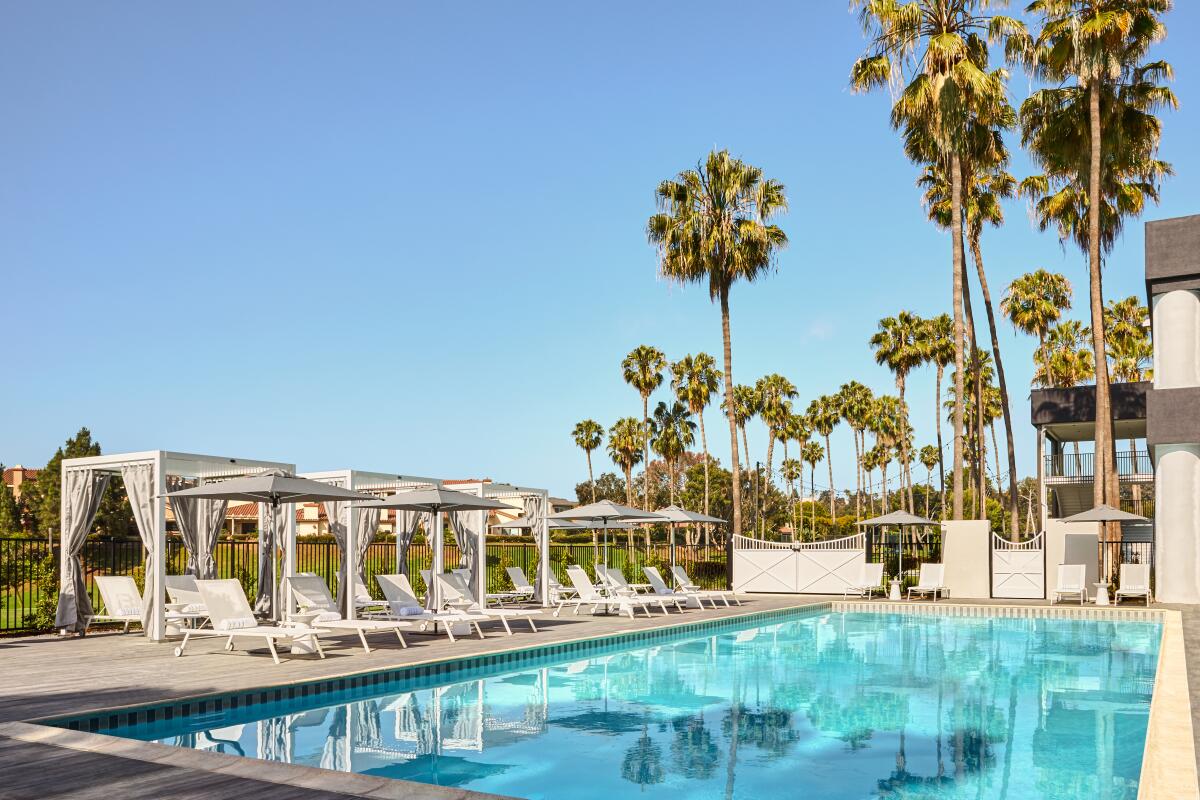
[3,466,39,485]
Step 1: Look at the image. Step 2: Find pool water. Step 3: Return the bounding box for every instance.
[107,611,1161,799]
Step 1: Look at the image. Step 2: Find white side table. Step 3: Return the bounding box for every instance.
[1093,584,1111,606]
[288,610,322,654]
[889,580,902,601]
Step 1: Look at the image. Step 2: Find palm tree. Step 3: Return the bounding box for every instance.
[622,345,667,512]
[1104,295,1151,375]
[919,151,1023,537]
[649,401,697,509]
[806,395,842,522]
[1012,0,1175,515]
[861,445,882,518]
[868,443,894,516]
[779,412,808,479]
[780,458,802,542]
[1001,269,1073,352]
[755,374,797,488]
[852,0,1019,521]
[608,417,645,510]
[838,381,875,521]
[572,420,604,503]
[869,396,905,513]
[801,440,825,538]
[919,445,941,519]
[648,150,788,538]
[919,314,955,506]
[870,312,925,513]
[1108,332,1152,382]
[729,384,760,473]
[671,353,722,542]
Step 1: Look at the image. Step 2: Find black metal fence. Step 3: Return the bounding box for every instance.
[0,537,728,635]
[1098,537,1154,588]
[864,529,943,588]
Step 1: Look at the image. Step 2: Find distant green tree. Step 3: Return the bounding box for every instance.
[574,472,627,505]
[19,428,135,541]
[0,466,20,535]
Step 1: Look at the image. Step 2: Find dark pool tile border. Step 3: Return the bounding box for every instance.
[43,602,831,734]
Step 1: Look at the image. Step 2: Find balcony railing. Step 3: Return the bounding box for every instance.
[1044,449,1152,480]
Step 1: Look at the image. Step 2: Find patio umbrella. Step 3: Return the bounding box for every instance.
[1060,504,1149,523]
[166,471,374,619]
[489,514,587,530]
[653,506,726,586]
[856,510,937,584]
[364,488,511,610]
[550,500,666,575]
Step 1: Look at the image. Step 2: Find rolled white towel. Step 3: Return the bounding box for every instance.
[217,616,258,630]
[390,604,426,617]
[314,611,343,623]
[115,607,142,617]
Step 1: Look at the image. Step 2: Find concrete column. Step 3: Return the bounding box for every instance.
[1153,290,1200,389]
[1154,444,1200,604]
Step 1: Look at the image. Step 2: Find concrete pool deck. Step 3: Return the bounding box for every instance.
[1,595,1195,799]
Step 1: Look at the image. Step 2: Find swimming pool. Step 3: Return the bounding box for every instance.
[92,608,1161,800]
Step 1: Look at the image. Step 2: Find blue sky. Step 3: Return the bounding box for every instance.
[2,2,1198,499]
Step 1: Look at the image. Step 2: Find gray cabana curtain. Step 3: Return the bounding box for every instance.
[395,510,426,577]
[355,507,380,595]
[524,496,546,596]
[121,463,159,632]
[322,500,350,611]
[255,503,287,617]
[172,496,228,578]
[55,469,111,633]
[449,509,484,600]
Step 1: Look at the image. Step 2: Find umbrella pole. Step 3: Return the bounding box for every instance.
[271,497,280,622]
[670,523,676,588]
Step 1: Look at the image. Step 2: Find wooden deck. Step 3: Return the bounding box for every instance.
[2,595,1197,799]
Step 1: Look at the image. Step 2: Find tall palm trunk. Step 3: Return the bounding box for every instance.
[897,375,913,513]
[824,433,836,521]
[699,412,711,546]
[1088,82,1119,526]
[587,450,598,560]
[970,235,1020,539]
[810,464,817,538]
[720,291,742,539]
[765,432,775,490]
[934,363,946,515]
[925,471,932,518]
[950,153,967,520]
[881,461,890,513]
[641,396,651,511]
[624,466,634,507]
[962,266,985,520]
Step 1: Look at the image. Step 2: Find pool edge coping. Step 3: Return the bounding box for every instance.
[18,599,1194,800]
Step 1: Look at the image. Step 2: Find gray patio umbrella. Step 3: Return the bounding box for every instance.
[1060,504,1150,523]
[364,488,511,611]
[489,514,586,530]
[653,506,726,586]
[856,510,937,583]
[166,471,374,619]
[550,500,666,574]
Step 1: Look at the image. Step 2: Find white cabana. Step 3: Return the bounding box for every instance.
[57,450,294,642]
[441,481,552,607]
[299,469,442,618]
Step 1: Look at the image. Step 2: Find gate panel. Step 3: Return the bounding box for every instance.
[991,533,1045,599]
[794,549,867,594]
[732,534,865,594]
[732,548,798,593]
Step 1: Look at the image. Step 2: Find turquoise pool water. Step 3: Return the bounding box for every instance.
[104,611,1161,799]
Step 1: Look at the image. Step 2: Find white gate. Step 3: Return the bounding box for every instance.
[991,533,1045,599]
[732,533,866,594]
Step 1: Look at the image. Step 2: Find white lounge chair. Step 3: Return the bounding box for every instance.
[164,574,207,615]
[842,563,886,600]
[337,573,387,615]
[376,573,485,643]
[435,572,541,635]
[602,567,679,613]
[554,566,658,619]
[287,575,411,653]
[1052,564,1088,605]
[89,575,147,633]
[174,579,330,665]
[671,566,740,606]
[907,564,947,601]
[504,566,539,603]
[643,566,720,609]
[452,567,524,606]
[1114,563,1152,606]
[88,575,202,634]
